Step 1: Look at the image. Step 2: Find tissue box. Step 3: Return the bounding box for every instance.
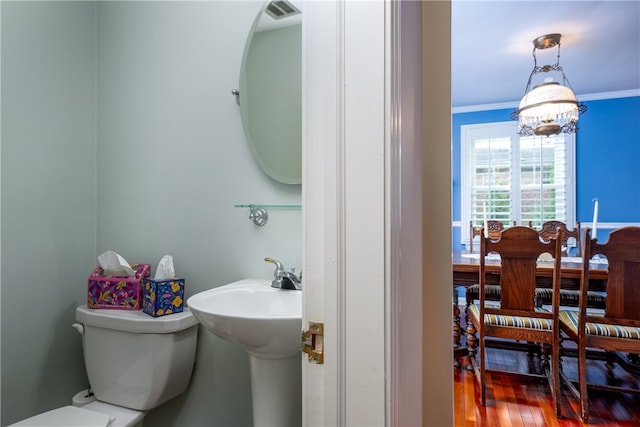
[87,263,151,310]
[142,278,185,317]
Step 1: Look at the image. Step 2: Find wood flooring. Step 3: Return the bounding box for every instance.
[453,333,640,426]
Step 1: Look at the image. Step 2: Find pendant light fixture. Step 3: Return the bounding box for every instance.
[511,33,587,137]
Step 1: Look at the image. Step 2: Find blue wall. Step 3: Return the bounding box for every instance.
[452,96,640,251]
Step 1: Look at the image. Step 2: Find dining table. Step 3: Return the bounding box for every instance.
[452,251,608,292]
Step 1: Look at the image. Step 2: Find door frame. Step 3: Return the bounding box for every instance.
[302,2,452,425]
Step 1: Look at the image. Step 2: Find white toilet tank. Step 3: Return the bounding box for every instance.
[75,305,199,411]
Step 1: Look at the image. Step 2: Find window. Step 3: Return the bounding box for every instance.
[461,121,575,244]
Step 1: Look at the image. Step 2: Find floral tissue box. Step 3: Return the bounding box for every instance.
[87,263,151,310]
[143,278,185,317]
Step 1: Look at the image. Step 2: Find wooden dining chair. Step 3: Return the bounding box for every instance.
[538,220,582,256]
[470,220,508,253]
[558,227,640,422]
[467,219,605,311]
[466,220,507,306]
[534,220,607,309]
[469,221,483,253]
[467,226,563,416]
[453,289,468,368]
[485,219,505,240]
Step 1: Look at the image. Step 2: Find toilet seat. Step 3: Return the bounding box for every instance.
[9,401,145,427]
[81,400,146,427]
[9,405,114,426]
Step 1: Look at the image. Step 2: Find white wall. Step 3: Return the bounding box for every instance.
[1,2,98,424]
[2,2,303,426]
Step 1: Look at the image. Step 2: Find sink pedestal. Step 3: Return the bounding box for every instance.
[187,280,303,427]
[249,354,301,427]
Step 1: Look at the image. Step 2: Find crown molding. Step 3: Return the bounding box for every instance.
[452,89,640,114]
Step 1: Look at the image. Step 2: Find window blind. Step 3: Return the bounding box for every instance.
[461,122,575,244]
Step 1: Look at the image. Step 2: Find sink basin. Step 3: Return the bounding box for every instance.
[187,279,302,358]
[188,279,303,425]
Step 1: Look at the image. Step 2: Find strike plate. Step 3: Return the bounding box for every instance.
[302,322,324,364]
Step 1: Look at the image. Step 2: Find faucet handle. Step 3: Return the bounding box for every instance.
[290,267,302,281]
[264,257,285,277]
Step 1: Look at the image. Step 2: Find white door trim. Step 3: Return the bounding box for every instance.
[302,1,386,425]
[302,1,453,426]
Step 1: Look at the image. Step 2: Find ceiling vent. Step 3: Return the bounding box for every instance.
[266,1,301,20]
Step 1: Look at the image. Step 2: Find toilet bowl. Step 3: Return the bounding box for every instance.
[9,306,198,427]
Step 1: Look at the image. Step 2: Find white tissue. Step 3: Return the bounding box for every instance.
[98,250,135,277]
[154,255,176,280]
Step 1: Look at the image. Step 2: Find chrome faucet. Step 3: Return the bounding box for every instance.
[264,257,302,290]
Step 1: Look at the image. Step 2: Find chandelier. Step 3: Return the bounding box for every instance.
[511,33,587,137]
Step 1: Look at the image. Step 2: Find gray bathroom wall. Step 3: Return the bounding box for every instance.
[1,1,98,425]
[1,1,303,426]
[96,2,302,427]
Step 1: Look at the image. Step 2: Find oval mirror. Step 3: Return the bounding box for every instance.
[238,0,302,185]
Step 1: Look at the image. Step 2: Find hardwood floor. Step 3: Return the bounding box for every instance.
[454,347,640,426]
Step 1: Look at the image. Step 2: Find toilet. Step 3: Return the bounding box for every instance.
[10,305,199,427]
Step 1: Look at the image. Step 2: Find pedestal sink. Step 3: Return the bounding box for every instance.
[187,279,302,427]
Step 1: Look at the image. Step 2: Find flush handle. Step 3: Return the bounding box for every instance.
[72,323,84,334]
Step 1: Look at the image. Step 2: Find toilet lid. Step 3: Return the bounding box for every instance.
[10,406,114,426]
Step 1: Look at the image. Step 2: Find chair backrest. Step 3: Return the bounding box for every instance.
[469,221,483,253]
[480,226,562,314]
[486,220,505,240]
[539,220,581,255]
[471,220,507,253]
[582,227,640,322]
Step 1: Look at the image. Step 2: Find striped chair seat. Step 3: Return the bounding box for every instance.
[467,284,607,309]
[559,310,640,340]
[535,288,607,309]
[469,303,553,330]
[465,284,501,303]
